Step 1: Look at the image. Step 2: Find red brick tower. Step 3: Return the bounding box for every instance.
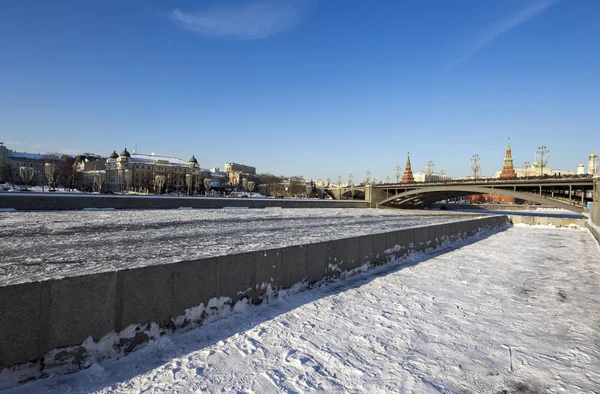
[401,153,415,183]
[500,138,517,179]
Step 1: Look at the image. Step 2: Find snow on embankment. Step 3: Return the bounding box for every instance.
[0,215,508,389]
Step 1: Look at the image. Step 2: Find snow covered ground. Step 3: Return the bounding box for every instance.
[5,225,600,393]
[0,208,479,285]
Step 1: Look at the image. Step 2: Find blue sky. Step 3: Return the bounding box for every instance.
[1,0,598,181]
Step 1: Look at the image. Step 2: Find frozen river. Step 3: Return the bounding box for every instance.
[7,225,600,393]
[0,208,479,285]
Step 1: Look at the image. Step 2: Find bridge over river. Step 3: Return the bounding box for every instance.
[333,177,597,214]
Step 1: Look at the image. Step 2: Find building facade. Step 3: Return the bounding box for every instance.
[224,162,256,175]
[105,149,201,193]
[0,142,62,186]
[413,171,452,183]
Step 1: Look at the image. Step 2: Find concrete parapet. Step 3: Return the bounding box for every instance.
[306,243,328,284]
[253,249,283,301]
[47,273,117,352]
[586,221,600,245]
[118,264,175,330]
[0,194,368,211]
[0,282,42,368]
[0,215,509,387]
[172,257,220,315]
[590,202,599,226]
[218,253,255,304]
[282,245,307,288]
[507,215,585,228]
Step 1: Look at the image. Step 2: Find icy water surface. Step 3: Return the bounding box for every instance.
[0,208,479,285]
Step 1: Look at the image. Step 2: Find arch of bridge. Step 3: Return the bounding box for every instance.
[377,185,583,213]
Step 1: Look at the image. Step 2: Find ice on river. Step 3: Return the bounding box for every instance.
[0,208,478,285]
[6,225,600,393]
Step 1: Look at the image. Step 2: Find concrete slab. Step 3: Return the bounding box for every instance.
[282,245,307,288]
[0,282,41,367]
[306,242,328,284]
[326,238,349,279]
[47,272,117,351]
[357,235,374,267]
[372,233,388,265]
[218,252,255,303]
[394,229,410,259]
[172,257,219,316]
[345,236,361,270]
[412,227,428,252]
[253,248,284,301]
[118,264,175,329]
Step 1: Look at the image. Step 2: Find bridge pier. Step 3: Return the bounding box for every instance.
[365,185,386,208]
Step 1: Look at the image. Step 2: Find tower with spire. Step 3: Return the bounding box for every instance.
[500,138,517,179]
[401,153,415,183]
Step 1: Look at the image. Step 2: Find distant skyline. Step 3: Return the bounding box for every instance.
[1,0,599,180]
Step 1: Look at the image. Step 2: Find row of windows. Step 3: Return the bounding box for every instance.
[107,165,196,173]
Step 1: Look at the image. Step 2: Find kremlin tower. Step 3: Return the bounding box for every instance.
[401,153,415,183]
[500,138,517,179]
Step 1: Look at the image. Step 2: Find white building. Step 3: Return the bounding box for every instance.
[105,149,200,193]
[413,172,452,183]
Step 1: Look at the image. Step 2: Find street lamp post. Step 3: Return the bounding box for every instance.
[348,173,353,200]
[337,175,342,200]
[535,146,550,176]
[470,154,480,180]
[394,166,401,183]
[522,161,530,179]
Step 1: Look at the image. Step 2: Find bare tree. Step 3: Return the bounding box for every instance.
[93,171,105,193]
[45,163,57,191]
[3,163,14,186]
[155,175,166,194]
[258,173,284,197]
[203,178,212,195]
[19,167,34,190]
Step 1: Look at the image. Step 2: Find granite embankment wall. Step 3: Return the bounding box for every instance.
[0,215,509,387]
[506,215,585,227]
[0,194,368,211]
[587,181,600,244]
[588,201,600,244]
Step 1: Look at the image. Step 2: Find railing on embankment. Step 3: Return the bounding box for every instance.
[0,215,508,388]
[0,194,368,211]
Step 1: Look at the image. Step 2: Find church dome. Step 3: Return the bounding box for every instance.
[189,155,198,164]
[109,150,118,159]
[120,148,131,157]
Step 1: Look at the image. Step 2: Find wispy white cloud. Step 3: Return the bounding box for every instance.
[445,0,561,71]
[170,0,312,40]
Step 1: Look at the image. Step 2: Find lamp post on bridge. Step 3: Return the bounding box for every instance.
[348,173,353,200]
[337,175,342,200]
[394,166,401,183]
[470,154,480,180]
[536,146,550,176]
[522,161,530,179]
